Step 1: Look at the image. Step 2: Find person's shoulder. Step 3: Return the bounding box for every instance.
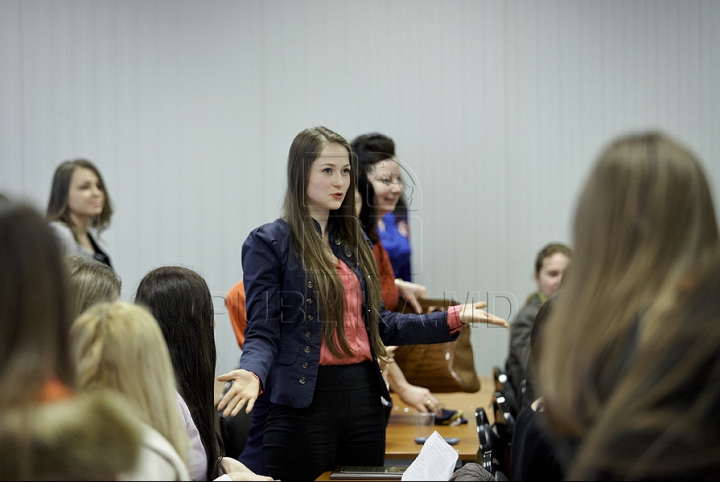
[243,219,291,254]
[49,220,73,237]
[514,292,543,323]
[120,423,190,481]
[48,221,80,255]
[246,219,289,240]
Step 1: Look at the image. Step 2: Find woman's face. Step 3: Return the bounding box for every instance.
[305,143,351,218]
[368,158,403,217]
[535,252,570,298]
[67,167,104,221]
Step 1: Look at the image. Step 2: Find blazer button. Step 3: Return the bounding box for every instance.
[334,239,341,245]
[302,362,309,369]
[304,346,311,353]
[346,250,353,257]
[307,314,314,321]
[306,298,313,304]
[307,280,313,288]
[299,377,306,384]
[305,331,311,338]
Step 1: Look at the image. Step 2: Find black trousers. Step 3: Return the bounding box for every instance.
[263,361,386,481]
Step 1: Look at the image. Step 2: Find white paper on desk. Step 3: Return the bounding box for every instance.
[401,430,458,481]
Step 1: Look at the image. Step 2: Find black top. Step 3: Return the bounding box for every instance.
[88,232,112,267]
[510,404,565,481]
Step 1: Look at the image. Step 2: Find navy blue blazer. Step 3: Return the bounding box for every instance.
[240,218,459,408]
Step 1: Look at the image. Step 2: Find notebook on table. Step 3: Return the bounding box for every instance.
[329,466,406,480]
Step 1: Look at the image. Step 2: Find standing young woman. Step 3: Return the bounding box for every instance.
[47,158,114,267]
[217,126,508,481]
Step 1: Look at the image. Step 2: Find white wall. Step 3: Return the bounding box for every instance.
[2,0,719,378]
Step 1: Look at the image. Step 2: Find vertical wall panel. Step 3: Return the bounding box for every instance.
[1,0,719,376]
[0,0,24,198]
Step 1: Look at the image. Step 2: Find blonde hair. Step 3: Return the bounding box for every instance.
[64,255,121,320]
[70,302,188,464]
[0,391,141,481]
[539,131,719,438]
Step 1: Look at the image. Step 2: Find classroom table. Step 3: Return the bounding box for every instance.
[384,391,481,461]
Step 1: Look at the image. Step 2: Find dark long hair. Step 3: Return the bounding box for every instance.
[46,158,114,238]
[134,266,221,480]
[355,161,380,245]
[282,126,385,359]
[0,203,74,409]
[351,133,396,244]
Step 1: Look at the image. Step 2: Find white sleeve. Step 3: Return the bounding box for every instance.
[176,392,207,482]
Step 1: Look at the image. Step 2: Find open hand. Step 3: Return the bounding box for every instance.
[459,301,509,328]
[396,279,428,314]
[216,369,260,417]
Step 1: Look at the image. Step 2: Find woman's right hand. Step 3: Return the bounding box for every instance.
[216,369,260,417]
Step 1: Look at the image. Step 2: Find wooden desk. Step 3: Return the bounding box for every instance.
[384,391,481,461]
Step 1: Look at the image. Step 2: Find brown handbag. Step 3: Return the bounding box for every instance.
[391,298,481,393]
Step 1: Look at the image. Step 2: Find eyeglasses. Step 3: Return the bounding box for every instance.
[371,175,403,186]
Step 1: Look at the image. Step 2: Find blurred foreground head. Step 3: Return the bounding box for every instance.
[540,131,719,440]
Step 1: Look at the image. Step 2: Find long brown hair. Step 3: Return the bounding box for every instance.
[46,158,114,238]
[539,131,719,439]
[569,253,720,479]
[0,203,75,409]
[283,126,385,359]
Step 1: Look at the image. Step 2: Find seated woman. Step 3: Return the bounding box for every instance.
[70,301,191,481]
[509,294,564,481]
[135,266,272,481]
[505,243,571,402]
[568,253,720,480]
[538,131,719,474]
[0,202,139,480]
[63,255,122,320]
